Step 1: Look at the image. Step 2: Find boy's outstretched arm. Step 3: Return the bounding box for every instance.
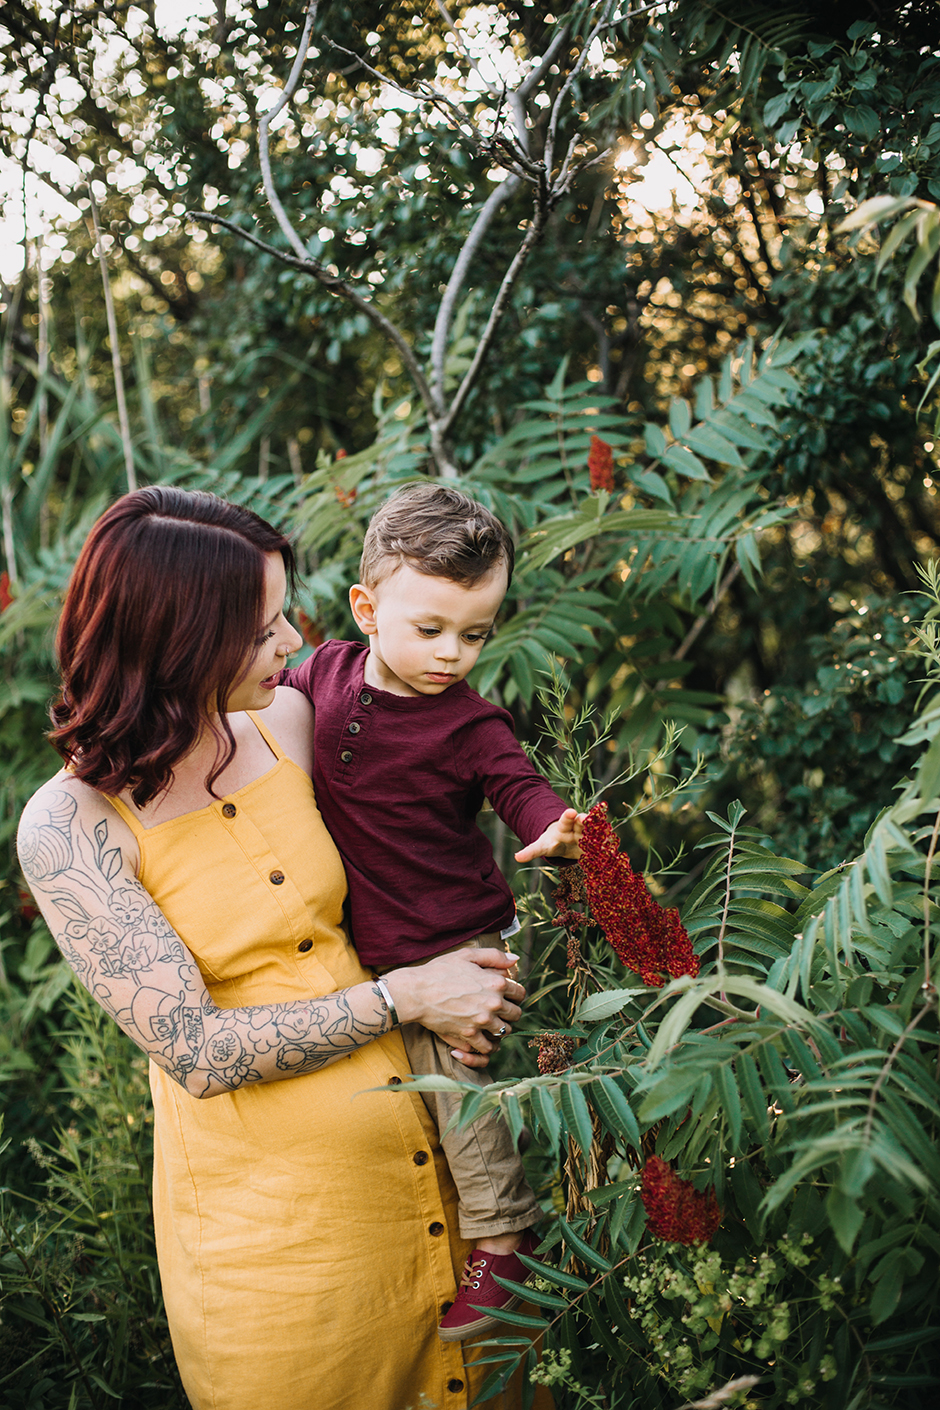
[514,807,585,863]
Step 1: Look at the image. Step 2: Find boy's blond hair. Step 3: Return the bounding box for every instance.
[359,483,515,589]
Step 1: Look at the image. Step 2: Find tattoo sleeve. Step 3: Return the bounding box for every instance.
[18,786,392,1099]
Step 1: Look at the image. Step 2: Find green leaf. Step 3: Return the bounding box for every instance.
[469,1360,522,1405]
[530,1083,562,1152]
[715,1062,743,1150]
[471,1304,546,1330]
[574,989,649,1024]
[662,443,711,481]
[591,1076,642,1150]
[669,397,692,439]
[763,91,793,126]
[558,1216,613,1273]
[916,732,940,800]
[827,1187,864,1255]
[559,1080,595,1157]
[517,1256,590,1292]
[837,194,919,232]
[870,1256,905,1325]
[491,1276,567,1311]
[737,1054,770,1142]
[866,1327,940,1352]
[644,423,667,457]
[683,426,747,467]
[645,986,708,1066]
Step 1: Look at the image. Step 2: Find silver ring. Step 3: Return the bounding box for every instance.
[497,1026,507,1036]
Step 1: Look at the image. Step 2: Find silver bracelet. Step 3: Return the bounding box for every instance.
[375,977,399,1029]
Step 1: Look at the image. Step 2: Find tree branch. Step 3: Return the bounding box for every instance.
[438,201,547,439]
[544,0,616,176]
[430,173,523,411]
[185,211,434,413]
[257,0,320,264]
[88,189,136,493]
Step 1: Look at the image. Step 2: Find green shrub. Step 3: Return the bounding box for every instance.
[437,582,940,1410]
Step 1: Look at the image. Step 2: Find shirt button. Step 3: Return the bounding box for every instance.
[413,1151,429,1166]
[270,871,285,885]
[360,691,373,705]
[221,803,236,818]
[448,1380,464,1394]
[387,1076,402,1086]
[297,939,313,953]
[348,721,361,735]
[428,1222,444,1236]
[340,750,353,763]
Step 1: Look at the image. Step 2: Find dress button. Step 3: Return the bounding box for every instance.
[388,1076,402,1086]
[348,721,361,735]
[270,871,285,885]
[221,803,236,818]
[360,691,373,705]
[428,1222,444,1236]
[340,750,353,763]
[413,1151,429,1166]
[448,1380,464,1394]
[297,939,313,953]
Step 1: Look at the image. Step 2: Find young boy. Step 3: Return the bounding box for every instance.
[281,483,582,1341]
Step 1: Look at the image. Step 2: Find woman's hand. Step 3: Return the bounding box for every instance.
[383,948,524,1069]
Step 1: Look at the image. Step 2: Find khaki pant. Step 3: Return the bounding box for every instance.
[392,935,542,1240]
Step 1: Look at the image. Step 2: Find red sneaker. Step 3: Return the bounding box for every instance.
[438,1228,540,1342]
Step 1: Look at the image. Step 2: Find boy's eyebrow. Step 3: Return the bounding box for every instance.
[416,613,496,629]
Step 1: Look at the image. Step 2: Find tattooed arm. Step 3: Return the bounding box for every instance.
[18,778,522,1099]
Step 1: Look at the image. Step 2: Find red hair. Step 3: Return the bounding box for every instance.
[50,487,296,807]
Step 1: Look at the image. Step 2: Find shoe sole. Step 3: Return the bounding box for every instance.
[437,1291,527,1343]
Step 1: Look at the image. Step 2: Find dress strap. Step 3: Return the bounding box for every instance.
[247,709,286,762]
[107,792,146,837]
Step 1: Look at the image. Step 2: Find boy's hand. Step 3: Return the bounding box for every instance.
[513,807,585,864]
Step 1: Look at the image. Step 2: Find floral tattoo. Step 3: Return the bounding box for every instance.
[19,788,391,1097]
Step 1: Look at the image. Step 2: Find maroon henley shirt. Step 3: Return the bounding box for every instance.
[280,639,569,967]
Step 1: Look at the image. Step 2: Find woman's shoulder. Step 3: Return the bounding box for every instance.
[18,772,140,889]
[256,687,315,777]
[21,770,120,827]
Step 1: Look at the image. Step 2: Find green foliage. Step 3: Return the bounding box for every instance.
[725,595,922,868]
[761,19,940,195]
[2,5,939,1404]
[444,587,940,1408]
[0,986,184,1409]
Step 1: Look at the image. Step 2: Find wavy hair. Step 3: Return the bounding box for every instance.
[50,487,295,807]
[359,483,514,589]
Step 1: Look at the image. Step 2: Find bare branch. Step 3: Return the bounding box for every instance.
[323,36,489,149]
[439,201,548,438]
[88,189,136,493]
[430,173,523,409]
[257,0,320,263]
[186,212,434,412]
[516,23,572,101]
[205,5,627,474]
[545,0,617,176]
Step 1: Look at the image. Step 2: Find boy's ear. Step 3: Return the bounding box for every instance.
[349,583,378,636]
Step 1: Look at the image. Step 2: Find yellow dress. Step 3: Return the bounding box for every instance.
[109,713,549,1410]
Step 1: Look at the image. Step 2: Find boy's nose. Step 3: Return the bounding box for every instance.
[434,636,460,661]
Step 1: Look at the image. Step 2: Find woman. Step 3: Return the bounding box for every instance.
[17,487,535,1410]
